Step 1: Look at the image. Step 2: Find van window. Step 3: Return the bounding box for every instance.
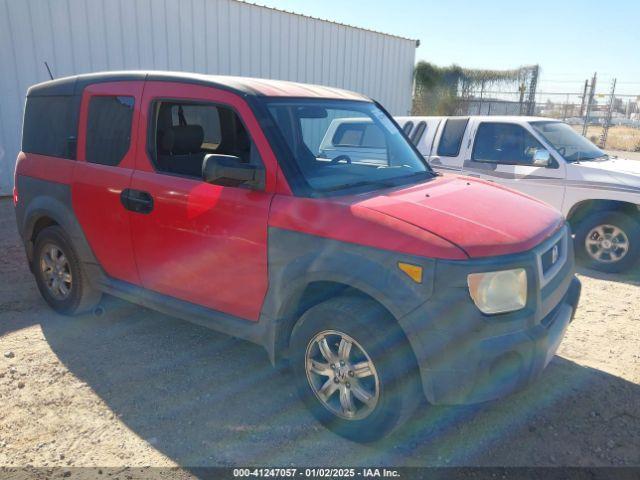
[333,123,385,148]
[22,96,78,159]
[149,101,263,180]
[402,121,414,136]
[86,96,134,166]
[410,121,427,145]
[472,122,546,165]
[437,118,469,157]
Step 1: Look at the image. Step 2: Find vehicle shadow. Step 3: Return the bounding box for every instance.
[576,266,640,286]
[41,301,640,467]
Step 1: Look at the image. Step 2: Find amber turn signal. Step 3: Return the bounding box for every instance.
[398,262,423,283]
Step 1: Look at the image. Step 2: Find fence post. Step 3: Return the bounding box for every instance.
[599,78,617,149]
[579,79,588,116]
[518,83,526,115]
[582,72,597,137]
[526,65,539,115]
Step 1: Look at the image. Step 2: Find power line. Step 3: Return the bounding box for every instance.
[467,90,640,98]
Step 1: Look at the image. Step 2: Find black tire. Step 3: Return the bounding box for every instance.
[290,296,422,442]
[574,211,640,273]
[32,226,102,315]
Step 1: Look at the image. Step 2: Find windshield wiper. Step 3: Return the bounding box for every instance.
[570,153,609,163]
[318,179,399,193]
[316,170,434,194]
[393,170,435,182]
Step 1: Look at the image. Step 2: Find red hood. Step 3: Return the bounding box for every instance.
[270,174,564,260]
[357,175,563,258]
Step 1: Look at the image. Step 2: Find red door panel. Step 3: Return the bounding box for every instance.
[129,82,277,321]
[129,171,271,320]
[72,81,143,284]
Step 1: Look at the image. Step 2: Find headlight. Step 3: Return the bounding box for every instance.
[467,268,527,314]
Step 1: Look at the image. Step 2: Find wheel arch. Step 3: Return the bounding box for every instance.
[267,270,428,386]
[19,189,99,269]
[566,199,640,228]
[22,200,71,263]
[273,279,396,360]
[263,228,435,368]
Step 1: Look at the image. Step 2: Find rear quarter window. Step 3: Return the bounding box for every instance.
[22,95,79,159]
[437,118,469,157]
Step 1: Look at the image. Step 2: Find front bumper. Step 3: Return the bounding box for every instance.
[422,277,580,404]
[399,224,582,405]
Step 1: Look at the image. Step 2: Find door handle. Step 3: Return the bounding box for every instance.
[121,189,154,214]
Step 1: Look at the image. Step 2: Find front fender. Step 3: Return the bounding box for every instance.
[261,227,437,363]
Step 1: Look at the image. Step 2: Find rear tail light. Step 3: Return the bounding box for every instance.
[12,185,18,206]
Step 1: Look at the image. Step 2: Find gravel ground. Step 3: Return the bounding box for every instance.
[0,197,638,468]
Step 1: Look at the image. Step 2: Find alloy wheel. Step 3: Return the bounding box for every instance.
[585,224,630,264]
[40,244,73,300]
[305,330,380,420]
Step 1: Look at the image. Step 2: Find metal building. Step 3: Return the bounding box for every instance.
[0,0,418,195]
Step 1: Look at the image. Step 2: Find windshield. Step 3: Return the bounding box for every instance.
[530,121,607,162]
[265,99,432,194]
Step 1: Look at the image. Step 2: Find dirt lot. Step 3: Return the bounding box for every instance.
[0,197,638,468]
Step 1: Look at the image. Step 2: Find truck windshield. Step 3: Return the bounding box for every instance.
[264,99,433,194]
[530,121,607,163]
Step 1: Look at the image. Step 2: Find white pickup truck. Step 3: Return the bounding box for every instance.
[319,115,640,272]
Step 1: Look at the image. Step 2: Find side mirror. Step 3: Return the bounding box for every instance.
[532,149,551,167]
[202,154,258,187]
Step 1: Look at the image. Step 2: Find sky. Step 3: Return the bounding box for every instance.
[248,0,640,100]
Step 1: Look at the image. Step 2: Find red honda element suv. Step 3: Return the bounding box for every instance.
[14,72,581,442]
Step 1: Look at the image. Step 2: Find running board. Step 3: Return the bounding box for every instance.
[94,274,271,349]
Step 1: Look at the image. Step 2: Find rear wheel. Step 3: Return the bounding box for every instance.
[33,226,102,315]
[574,211,640,273]
[290,296,421,442]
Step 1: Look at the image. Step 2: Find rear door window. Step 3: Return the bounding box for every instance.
[86,96,134,166]
[437,118,469,157]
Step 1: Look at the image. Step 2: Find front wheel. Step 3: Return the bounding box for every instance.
[574,211,640,273]
[290,296,421,442]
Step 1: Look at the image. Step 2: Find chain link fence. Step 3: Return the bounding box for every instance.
[453,88,640,152]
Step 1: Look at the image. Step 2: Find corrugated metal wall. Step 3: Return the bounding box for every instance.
[0,0,417,195]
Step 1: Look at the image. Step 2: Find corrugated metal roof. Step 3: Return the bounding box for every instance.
[236,0,419,44]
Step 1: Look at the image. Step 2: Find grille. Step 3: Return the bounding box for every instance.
[536,226,568,288]
[541,238,563,275]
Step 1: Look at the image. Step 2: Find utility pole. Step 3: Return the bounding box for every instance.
[526,65,539,115]
[599,78,617,148]
[582,72,597,136]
